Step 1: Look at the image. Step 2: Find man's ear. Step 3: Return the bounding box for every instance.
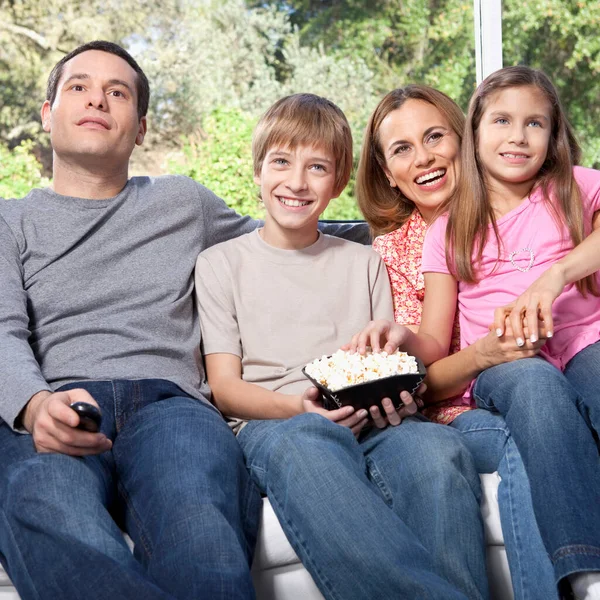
[41,101,52,133]
[135,117,147,146]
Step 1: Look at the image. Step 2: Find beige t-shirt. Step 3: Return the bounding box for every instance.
[195,229,394,401]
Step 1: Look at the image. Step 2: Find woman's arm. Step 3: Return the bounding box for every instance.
[423,325,545,403]
[349,273,457,366]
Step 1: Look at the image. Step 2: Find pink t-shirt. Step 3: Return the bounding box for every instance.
[421,166,600,371]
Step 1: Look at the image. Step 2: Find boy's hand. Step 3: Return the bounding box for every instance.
[345,320,411,354]
[369,385,421,429]
[23,389,112,456]
[301,387,368,436]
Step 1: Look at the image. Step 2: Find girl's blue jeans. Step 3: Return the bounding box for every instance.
[450,409,558,600]
[473,341,600,585]
[0,379,262,600]
[238,413,488,600]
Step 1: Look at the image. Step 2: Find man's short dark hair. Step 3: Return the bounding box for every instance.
[46,40,150,120]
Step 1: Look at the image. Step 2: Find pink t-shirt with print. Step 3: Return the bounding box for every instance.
[421,166,600,371]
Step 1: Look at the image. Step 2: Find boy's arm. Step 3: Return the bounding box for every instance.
[206,354,366,432]
[206,353,303,419]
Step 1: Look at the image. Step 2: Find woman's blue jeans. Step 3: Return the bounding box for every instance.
[0,379,262,600]
[450,409,557,600]
[473,341,600,585]
[238,412,488,600]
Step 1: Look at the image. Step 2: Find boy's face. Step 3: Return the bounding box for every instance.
[255,144,340,244]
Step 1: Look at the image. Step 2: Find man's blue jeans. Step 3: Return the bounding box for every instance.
[473,341,600,585]
[450,409,558,600]
[0,379,262,600]
[238,413,488,600]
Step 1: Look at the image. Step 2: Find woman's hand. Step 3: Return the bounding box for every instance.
[493,264,566,346]
[345,320,413,354]
[476,318,546,370]
[300,387,368,436]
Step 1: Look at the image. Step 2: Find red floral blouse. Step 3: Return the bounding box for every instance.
[372,211,471,425]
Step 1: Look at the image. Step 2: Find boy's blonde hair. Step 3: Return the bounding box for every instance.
[252,93,353,195]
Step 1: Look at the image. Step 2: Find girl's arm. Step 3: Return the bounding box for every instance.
[494,210,600,344]
[205,353,367,434]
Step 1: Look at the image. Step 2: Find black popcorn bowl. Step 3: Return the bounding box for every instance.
[301,358,426,419]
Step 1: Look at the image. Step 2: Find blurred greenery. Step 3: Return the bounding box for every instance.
[1,0,599,214]
[0,141,48,198]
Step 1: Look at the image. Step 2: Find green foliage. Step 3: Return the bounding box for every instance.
[168,108,264,218]
[0,141,49,198]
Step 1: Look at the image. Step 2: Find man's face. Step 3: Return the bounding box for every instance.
[41,50,146,168]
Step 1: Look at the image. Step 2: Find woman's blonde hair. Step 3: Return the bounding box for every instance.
[446,65,596,296]
[356,85,465,238]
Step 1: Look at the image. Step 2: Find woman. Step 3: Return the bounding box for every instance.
[355,85,558,600]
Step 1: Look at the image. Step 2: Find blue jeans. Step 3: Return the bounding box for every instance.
[238,413,488,600]
[473,341,600,584]
[451,409,558,600]
[0,379,262,600]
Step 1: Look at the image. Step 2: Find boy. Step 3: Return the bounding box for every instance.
[195,94,488,600]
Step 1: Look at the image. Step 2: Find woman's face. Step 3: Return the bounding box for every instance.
[378,99,460,222]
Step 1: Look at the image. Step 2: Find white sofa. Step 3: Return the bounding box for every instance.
[0,473,513,599]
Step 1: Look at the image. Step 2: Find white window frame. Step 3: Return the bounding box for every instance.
[473,0,503,84]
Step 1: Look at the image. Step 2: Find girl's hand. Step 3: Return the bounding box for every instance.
[493,264,566,346]
[345,320,412,354]
[369,386,422,429]
[301,387,368,437]
[476,319,546,370]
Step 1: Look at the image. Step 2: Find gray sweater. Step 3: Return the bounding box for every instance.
[0,175,368,429]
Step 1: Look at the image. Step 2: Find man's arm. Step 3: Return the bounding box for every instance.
[0,216,52,429]
[0,216,110,454]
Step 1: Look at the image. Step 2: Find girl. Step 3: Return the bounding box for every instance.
[355,84,557,599]
[369,68,600,599]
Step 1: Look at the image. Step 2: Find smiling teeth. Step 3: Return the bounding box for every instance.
[502,153,527,158]
[416,169,445,185]
[279,197,310,207]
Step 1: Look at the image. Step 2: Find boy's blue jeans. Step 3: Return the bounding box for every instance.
[450,409,558,600]
[238,412,488,600]
[0,379,262,600]
[474,341,600,585]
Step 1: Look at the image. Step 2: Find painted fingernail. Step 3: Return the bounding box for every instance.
[516,338,524,347]
[530,334,537,343]
[496,328,503,337]
[547,331,553,338]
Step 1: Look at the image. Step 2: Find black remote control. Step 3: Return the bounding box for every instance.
[70,402,102,433]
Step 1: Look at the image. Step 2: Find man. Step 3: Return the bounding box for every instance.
[0,41,364,600]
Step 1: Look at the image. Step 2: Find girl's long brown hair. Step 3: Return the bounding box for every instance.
[356,85,465,238]
[447,65,597,296]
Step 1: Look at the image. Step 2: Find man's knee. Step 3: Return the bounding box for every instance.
[1,454,98,522]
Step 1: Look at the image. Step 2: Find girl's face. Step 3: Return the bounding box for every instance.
[378,99,460,222]
[476,85,552,195]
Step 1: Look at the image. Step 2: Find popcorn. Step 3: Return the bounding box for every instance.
[304,349,419,392]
